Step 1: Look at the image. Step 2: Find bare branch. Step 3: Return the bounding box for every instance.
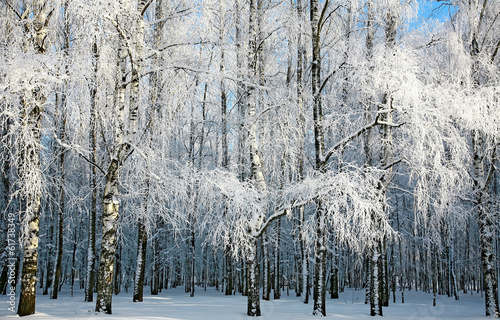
[482,143,498,192]
[20,3,30,19]
[376,120,404,128]
[105,16,136,76]
[323,115,381,164]
[317,62,346,96]
[491,38,500,62]
[52,132,107,176]
[44,9,54,27]
[2,0,22,20]
[382,157,403,171]
[141,0,154,16]
[318,0,330,32]
[79,154,107,176]
[252,198,309,238]
[147,7,195,25]
[320,4,341,33]
[145,40,212,60]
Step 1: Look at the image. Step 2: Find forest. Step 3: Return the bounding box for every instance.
[0,0,499,318]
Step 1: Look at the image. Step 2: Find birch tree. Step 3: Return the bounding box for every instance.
[95,0,148,313]
[85,39,99,303]
[454,0,500,316]
[310,0,328,315]
[1,0,55,316]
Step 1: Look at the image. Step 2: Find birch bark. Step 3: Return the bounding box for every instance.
[296,0,308,302]
[95,0,146,313]
[246,0,266,316]
[17,0,50,315]
[467,1,500,315]
[51,3,71,296]
[85,40,99,303]
[310,0,328,316]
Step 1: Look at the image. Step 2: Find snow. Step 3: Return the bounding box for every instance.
[0,286,487,320]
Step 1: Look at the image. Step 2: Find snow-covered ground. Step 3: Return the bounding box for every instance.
[1,287,487,319]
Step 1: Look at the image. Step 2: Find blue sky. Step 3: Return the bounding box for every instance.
[416,0,455,22]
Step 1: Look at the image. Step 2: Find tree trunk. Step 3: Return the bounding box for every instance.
[247,238,261,316]
[70,225,78,297]
[190,226,196,297]
[380,238,389,307]
[51,91,66,300]
[262,231,271,301]
[17,1,49,315]
[18,191,41,316]
[300,206,310,304]
[330,240,339,299]
[235,0,246,182]
[95,26,129,312]
[313,201,327,316]
[274,219,281,300]
[114,240,122,295]
[477,188,499,317]
[224,244,233,296]
[219,0,233,296]
[473,132,499,317]
[50,154,64,300]
[17,102,43,316]
[151,233,159,295]
[310,0,328,316]
[390,244,396,304]
[432,245,438,306]
[370,246,383,316]
[85,40,99,303]
[246,0,266,315]
[0,117,12,296]
[43,223,53,296]
[149,0,163,298]
[296,0,308,303]
[95,160,120,314]
[133,219,147,302]
[469,12,500,312]
[95,0,144,313]
[51,0,71,299]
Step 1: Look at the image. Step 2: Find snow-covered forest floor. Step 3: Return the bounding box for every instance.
[1,286,486,319]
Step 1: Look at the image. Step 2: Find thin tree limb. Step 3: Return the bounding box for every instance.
[141,0,154,15]
[2,0,22,20]
[323,115,381,164]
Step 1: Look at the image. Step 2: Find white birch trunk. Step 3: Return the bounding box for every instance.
[473,131,499,317]
[468,4,500,311]
[296,0,309,304]
[95,159,120,314]
[370,247,383,316]
[312,203,327,316]
[85,40,99,303]
[246,0,266,316]
[133,217,147,302]
[95,0,145,313]
[247,237,261,316]
[17,0,49,315]
[310,0,327,316]
[17,100,42,316]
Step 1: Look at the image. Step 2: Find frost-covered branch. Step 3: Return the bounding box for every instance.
[105,16,136,76]
[323,115,380,164]
[146,7,195,25]
[2,0,22,19]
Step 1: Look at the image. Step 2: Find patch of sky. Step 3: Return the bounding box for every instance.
[413,0,457,26]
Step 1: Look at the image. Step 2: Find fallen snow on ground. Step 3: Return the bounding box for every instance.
[1,287,487,319]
